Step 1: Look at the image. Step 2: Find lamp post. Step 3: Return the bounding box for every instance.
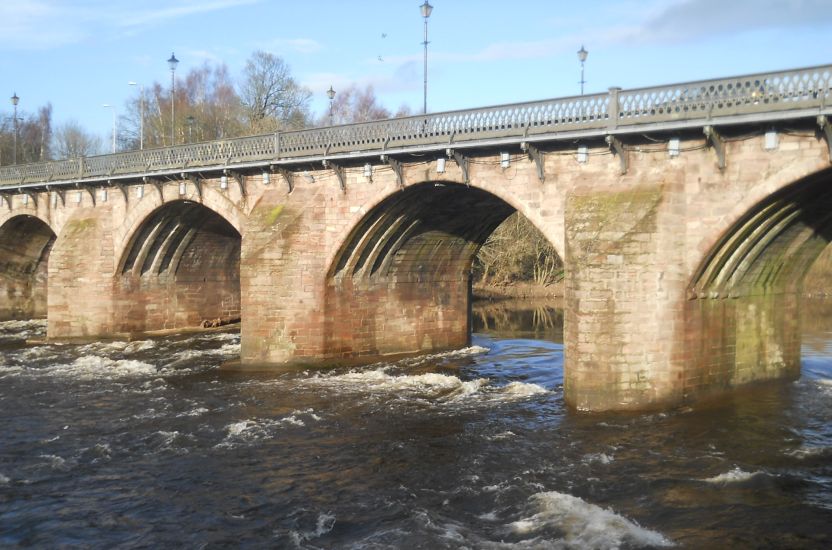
[128,81,144,150]
[186,115,195,143]
[420,1,433,114]
[327,85,336,126]
[102,104,116,153]
[10,92,19,164]
[577,45,588,95]
[167,52,179,145]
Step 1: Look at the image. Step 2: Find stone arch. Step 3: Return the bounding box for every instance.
[114,184,244,271]
[684,166,832,394]
[112,199,241,333]
[688,158,832,279]
[0,214,57,320]
[323,176,564,277]
[690,166,832,298]
[322,181,529,358]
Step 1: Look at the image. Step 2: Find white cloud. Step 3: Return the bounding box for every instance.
[283,39,323,55]
[0,0,261,50]
[115,0,261,29]
[379,0,832,67]
[304,60,421,96]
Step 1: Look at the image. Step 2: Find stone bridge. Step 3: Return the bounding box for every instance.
[2,64,832,411]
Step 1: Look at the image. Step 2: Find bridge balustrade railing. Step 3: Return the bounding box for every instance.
[1,64,830,189]
[616,65,832,125]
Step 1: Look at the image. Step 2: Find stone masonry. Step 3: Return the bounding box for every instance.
[0,130,830,410]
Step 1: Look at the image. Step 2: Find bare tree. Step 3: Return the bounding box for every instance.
[121,62,247,149]
[0,102,53,165]
[53,120,102,159]
[321,84,393,126]
[239,50,311,132]
[474,212,563,287]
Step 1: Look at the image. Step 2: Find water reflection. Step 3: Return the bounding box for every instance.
[472,298,564,343]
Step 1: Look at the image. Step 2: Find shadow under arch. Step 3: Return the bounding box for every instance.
[685,166,832,395]
[0,215,56,320]
[114,199,240,333]
[323,181,516,358]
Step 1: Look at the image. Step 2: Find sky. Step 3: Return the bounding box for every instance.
[1,0,832,142]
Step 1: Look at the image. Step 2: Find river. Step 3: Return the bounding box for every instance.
[0,298,830,548]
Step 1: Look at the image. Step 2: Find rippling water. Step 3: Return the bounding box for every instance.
[1,300,831,548]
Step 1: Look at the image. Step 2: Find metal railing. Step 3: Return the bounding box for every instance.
[2,64,830,188]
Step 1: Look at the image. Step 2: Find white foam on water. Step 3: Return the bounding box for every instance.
[124,340,158,353]
[0,319,45,328]
[281,415,305,426]
[0,473,10,485]
[216,411,320,448]
[478,511,500,521]
[162,342,241,368]
[76,340,134,355]
[38,454,70,471]
[303,366,547,408]
[483,482,509,494]
[41,356,159,380]
[0,365,23,378]
[190,331,240,343]
[702,467,762,484]
[582,453,614,465]
[288,512,336,545]
[155,430,194,450]
[398,344,490,367]
[0,319,46,340]
[786,445,832,460]
[16,346,61,362]
[306,368,486,398]
[509,491,674,548]
[496,381,549,398]
[177,406,209,418]
[488,430,517,441]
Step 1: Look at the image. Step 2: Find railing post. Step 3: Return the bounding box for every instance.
[274,132,281,158]
[79,157,85,179]
[608,87,621,130]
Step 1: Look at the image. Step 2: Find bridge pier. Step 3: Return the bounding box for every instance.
[564,184,688,410]
[48,207,117,337]
[240,180,511,365]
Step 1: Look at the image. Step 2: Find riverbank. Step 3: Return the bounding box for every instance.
[473,281,564,301]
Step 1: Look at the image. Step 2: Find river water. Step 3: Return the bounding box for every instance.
[1,299,830,548]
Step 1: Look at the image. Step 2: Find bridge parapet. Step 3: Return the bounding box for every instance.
[1,64,830,190]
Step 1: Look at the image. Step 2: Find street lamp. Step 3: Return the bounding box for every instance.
[167,52,179,145]
[327,85,336,126]
[102,104,116,153]
[420,1,433,114]
[577,45,588,95]
[10,92,19,164]
[186,115,195,143]
[128,81,144,150]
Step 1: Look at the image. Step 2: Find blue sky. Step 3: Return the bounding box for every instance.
[2,0,832,141]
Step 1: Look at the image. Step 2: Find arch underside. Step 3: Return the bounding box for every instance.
[685,168,832,394]
[115,201,240,333]
[0,216,56,320]
[325,183,515,357]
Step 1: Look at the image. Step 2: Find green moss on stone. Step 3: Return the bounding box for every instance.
[265,205,284,226]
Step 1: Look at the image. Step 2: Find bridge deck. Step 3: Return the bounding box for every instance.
[1,64,831,190]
